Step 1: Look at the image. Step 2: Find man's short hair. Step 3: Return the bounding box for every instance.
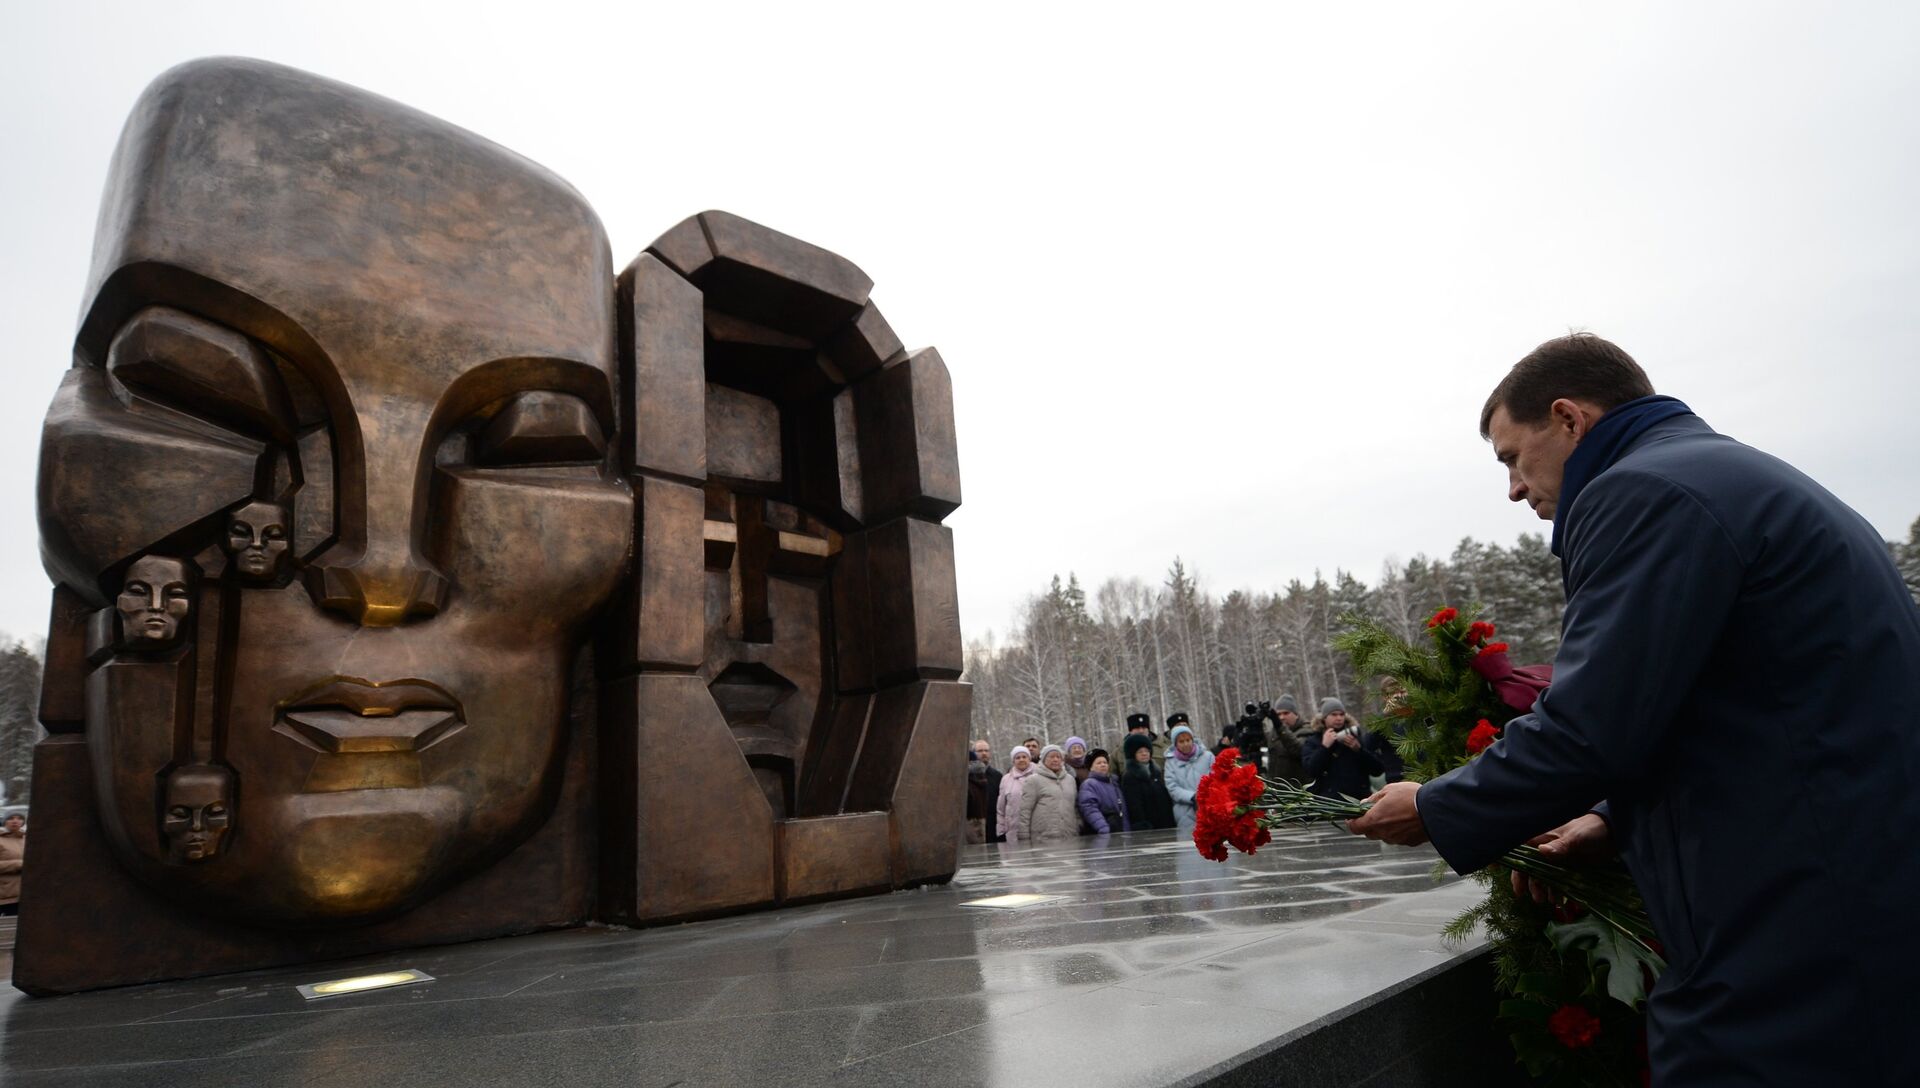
[1480,333,1655,438]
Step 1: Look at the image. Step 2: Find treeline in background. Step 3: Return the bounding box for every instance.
[964,517,1920,763]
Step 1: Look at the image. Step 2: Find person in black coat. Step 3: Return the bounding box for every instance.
[1349,334,1920,1085]
[970,739,1004,842]
[1120,733,1176,830]
[1300,698,1387,799]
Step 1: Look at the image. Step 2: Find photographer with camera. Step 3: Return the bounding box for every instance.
[1260,696,1307,782]
[1300,697,1387,799]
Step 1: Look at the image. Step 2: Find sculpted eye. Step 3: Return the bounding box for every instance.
[207,805,227,817]
[123,582,150,597]
[262,526,286,541]
[474,391,607,466]
[167,807,190,819]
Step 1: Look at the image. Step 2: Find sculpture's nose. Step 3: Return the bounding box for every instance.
[305,553,449,627]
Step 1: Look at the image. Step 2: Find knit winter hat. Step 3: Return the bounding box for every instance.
[1009,745,1032,763]
[1275,693,1300,714]
[1064,736,1088,765]
[1039,744,1065,762]
[1319,697,1347,716]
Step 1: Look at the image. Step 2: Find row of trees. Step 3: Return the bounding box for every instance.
[964,516,1920,765]
[0,641,41,805]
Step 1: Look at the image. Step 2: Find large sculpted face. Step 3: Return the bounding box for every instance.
[39,60,630,923]
[114,555,191,650]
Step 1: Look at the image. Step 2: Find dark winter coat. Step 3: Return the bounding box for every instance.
[1018,764,1081,844]
[1076,772,1129,833]
[1418,412,1920,1085]
[1120,760,1176,830]
[1300,724,1387,799]
[978,764,1003,841]
[1262,715,1307,782]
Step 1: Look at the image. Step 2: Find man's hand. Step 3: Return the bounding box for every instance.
[1511,813,1614,902]
[1321,729,1338,749]
[1347,782,1427,845]
[1337,731,1360,750]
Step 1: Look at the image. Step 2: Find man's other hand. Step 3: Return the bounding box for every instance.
[1348,782,1427,845]
[1511,813,1614,902]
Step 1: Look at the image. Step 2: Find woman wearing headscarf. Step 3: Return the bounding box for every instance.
[1121,732,1177,830]
[1076,749,1129,834]
[1062,736,1091,785]
[996,746,1035,846]
[1019,744,1082,844]
[1162,724,1216,832]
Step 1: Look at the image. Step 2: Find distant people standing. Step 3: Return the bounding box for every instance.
[1264,696,1308,782]
[997,747,1035,846]
[1063,736,1091,785]
[1019,745,1082,844]
[1163,724,1216,832]
[1124,713,1165,767]
[965,750,991,843]
[1302,698,1386,799]
[1077,750,1129,834]
[0,813,24,916]
[972,739,1004,842]
[1121,733,1177,829]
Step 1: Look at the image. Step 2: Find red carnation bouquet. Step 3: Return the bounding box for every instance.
[1193,605,1664,1084]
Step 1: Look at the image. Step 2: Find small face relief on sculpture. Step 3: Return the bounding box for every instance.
[115,556,192,651]
[162,766,233,862]
[224,501,290,581]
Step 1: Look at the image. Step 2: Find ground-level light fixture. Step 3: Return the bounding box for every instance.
[296,968,434,1000]
[959,894,1068,910]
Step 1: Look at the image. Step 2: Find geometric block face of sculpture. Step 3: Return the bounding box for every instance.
[36,58,631,925]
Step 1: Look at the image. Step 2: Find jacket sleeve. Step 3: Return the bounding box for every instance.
[1301,731,1331,776]
[1019,778,1041,841]
[0,859,19,875]
[1078,789,1110,833]
[1165,765,1195,804]
[1351,735,1384,776]
[1418,470,1747,874]
[997,778,1016,840]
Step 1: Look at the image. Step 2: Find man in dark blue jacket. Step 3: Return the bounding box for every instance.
[1349,333,1920,1085]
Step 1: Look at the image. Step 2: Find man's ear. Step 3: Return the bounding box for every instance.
[1549,398,1602,442]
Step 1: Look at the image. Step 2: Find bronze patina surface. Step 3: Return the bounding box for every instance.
[18,57,967,995]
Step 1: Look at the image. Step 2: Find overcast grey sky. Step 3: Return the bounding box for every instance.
[3,2,1917,648]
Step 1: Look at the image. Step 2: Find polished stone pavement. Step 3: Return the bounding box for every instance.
[0,826,1483,1087]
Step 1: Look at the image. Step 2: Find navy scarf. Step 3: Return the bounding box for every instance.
[1550,394,1695,558]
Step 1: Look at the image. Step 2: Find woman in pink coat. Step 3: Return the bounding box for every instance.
[995,746,1035,845]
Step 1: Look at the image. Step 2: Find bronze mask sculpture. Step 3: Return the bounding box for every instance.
[17,57,967,995]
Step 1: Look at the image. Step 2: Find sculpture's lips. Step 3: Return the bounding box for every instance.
[276,679,465,756]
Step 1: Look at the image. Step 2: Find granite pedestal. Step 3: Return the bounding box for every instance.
[0,826,1519,1087]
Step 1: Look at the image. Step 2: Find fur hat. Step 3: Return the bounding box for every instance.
[1165,712,1190,729]
[1125,712,1151,732]
[1087,748,1111,771]
[1123,733,1154,760]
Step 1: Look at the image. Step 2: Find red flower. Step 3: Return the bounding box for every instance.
[1425,606,1459,629]
[1465,621,1497,646]
[1210,747,1241,778]
[1475,641,1510,658]
[1465,720,1499,755]
[1547,1004,1602,1050]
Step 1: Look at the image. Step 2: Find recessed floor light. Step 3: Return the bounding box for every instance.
[296,969,434,1000]
[959,894,1068,910]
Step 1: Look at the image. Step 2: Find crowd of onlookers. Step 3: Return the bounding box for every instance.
[0,811,26,916]
[964,694,1403,846]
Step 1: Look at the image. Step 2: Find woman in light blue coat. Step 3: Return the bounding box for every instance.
[1162,724,1215,832]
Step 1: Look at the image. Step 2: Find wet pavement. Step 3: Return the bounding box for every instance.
[0,826,1483,1087]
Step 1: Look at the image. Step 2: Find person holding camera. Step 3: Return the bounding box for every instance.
[1301,697,1386,799]
[1261,697,1308,782]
